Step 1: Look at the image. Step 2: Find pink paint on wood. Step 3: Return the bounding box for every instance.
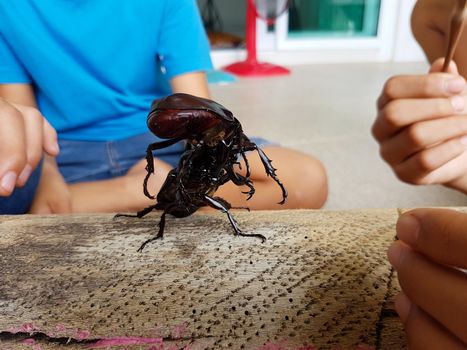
[171,322,187,339]
[74,329,91,341]
[87,336,165,348]
[9,323,37,334]
[55,324,66,332]
[21,338,35,345]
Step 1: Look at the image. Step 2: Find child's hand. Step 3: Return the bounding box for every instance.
[388,208,467,349]
[0,99,59,196]
[372,59,467,193]
[29,157,71,214]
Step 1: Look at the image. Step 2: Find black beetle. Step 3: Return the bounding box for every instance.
[117,93,287,251]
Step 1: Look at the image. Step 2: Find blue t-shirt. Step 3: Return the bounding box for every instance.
[0,0,213,141]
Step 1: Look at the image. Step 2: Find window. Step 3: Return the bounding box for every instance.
[288,0,381,38]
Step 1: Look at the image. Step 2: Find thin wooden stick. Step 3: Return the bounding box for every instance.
[443,0,467,72]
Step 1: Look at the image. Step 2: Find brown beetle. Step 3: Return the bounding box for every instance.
[117,93,287,251]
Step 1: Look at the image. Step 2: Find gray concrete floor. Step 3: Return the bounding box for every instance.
[210,62,467,209]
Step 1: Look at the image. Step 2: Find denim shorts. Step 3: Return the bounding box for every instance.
[0,132,272,214]
[57,132,272,183]
[0,159,42,214]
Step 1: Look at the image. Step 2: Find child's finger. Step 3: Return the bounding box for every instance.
[42,118,59,157]
[379,115,467,165]
[378,74,466,109]
[393,137,467,184]
[395,293,466,350]
[18,107,46,186]
[373,96,465,141]
[388,241,467,344]
[0,103,27,196]
[14,104,59,158]
[397,209,467,269]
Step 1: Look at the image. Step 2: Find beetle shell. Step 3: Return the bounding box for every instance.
[147,93,236,141]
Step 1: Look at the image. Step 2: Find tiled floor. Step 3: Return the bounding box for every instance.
[210,62,467,209]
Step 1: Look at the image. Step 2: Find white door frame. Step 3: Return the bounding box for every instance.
[211,0,418,68]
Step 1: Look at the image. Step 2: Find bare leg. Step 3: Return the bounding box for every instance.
[215,146,327,210]
[68,157,172,213]
[69,146,326,213]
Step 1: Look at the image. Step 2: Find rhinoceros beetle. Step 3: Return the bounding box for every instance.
[117,93,287,251]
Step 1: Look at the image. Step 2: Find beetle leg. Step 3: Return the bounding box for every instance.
[225,165,256,200]
[241,180,255,200]
[240,150,251,178]
[114,203,159,220]
[143,138,184,199]
[137,210,168,252]
[204,195,264,242]
[242,142,288,205]
[229,149,255,199]
[176,150,197,202]
[257,146,288,204]
[213,196,250,211]
[179,184,192,204]
[238,180,255,200]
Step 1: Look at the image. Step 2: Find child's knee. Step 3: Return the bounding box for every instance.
[297,155,328,209]
[278,150,328,209]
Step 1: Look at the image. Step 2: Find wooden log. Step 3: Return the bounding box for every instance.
[0,209,403,349]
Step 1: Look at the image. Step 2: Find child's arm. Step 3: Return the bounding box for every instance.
[388,208,467,348]
[411,0,454,62]
[412,0,467,78]
[169,71,210,99]
[0,85,58,196]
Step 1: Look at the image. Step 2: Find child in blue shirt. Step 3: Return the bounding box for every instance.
[0,0,327,214]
